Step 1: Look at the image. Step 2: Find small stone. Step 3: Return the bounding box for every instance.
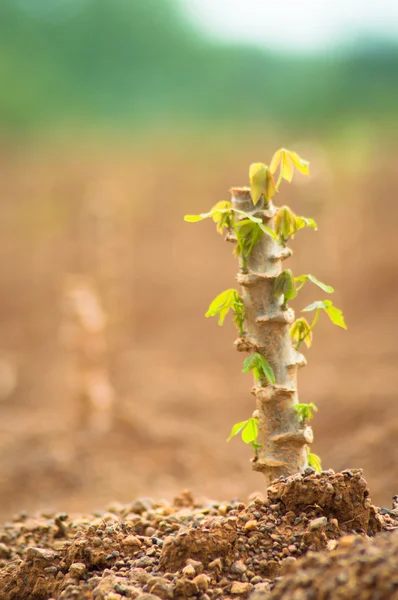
[145,527,156,537]
[281,556,296,568]
[44,566,58,574]
[69,563,86,578]
[136,595,162,600]
[174,578,198,596]
[131,568,151,584]
[339,535,356,547]
[148,576,173,600]
[193,574,210,592]
[122,535,142,549]
[288,544,297,554]
[231,560,247,575]
[244,520,258,532]
[182,564,196,578]
[218,505,228,516]
[186,558,203,573]
[26,547,56,561]
[231,581,253,596]
[130,498,155,514]
[304,467,316,475]
[208,558,223,572]
[309,517,328,531]
[327,539,338,551]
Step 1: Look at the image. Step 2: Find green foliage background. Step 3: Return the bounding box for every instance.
[1,0,397,133]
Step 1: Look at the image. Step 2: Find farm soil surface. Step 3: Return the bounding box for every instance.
[0,469,397,600]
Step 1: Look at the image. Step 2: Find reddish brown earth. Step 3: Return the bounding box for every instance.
[0,469,397,599]
[0,137,397,526]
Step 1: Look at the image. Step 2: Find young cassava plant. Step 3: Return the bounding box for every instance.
[185,148,346,485]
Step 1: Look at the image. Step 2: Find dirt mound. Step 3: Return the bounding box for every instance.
[0,470,396,600]
[269,530,398,600]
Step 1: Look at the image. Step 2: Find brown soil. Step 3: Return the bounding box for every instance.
[0,469,397,599]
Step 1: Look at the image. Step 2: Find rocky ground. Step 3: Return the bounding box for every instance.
[0,469,397,600]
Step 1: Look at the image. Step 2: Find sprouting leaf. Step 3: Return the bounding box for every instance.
[270,148,310,182]
[227,420,248,441]
[206,289,237,325]
[211,201,234,234]
[234,219,265,261]
[307,450,322,472]
[295,216,317,231]
[302,300,347,330]
[231,294,247,335]
[241,418,259,444]
[290,318,313,349]
[249,163,267,206]
[274,269,297,303]
[295,274,334,294]
[206,289,246,333]
[275,206,296,242]
[249,163,276,205]
[275,206,317,243]
[227,417,259,445]
[242,353,276,385]
[295,402,318,424]
[184,201,233,235]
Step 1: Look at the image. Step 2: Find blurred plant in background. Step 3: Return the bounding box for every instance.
[0,0,397,134]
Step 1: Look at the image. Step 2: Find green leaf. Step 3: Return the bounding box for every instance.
[302,299,347,330]
[290,318,312,348]
[249,163,267,206]
[242,353,276,385]
[270,148,310,182]
[242,418,259,444]
[274,269,297,302]
[299,217,317,230]
[325,304,347,329]
[308,451,322,472]
[227,420,248,442]
[206,289,246,332]
[249,163,276,205]
[275,206,317,243]
[295,274,334,294]
[206,289,236,325]
[211,201,233,234]
[295,402,318,424]
[227,417,259,445]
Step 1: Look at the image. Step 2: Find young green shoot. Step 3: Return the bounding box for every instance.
[185,147,346,482]
[242,353,276,385]
[227,417,261,452]
[206,289,246,335]
[295,402,318,424]
[307,448,322,472]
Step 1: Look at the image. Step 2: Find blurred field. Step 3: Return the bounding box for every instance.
[0,134,397,520]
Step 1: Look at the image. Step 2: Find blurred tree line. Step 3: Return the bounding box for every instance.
[1,0,397,133]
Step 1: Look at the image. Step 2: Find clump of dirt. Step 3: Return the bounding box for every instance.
[269,530,398,600]
[0,469,396,600]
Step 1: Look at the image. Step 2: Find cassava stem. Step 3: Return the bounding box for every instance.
[230,188,312,486]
